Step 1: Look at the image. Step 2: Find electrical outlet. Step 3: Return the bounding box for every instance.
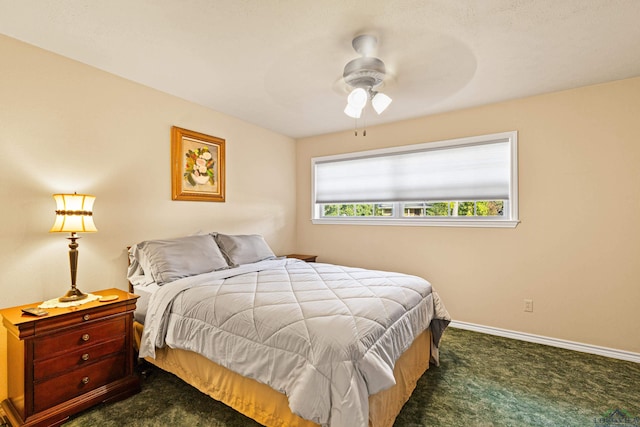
[524,299,533,312]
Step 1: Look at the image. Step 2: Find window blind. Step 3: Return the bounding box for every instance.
[314,139,511,204]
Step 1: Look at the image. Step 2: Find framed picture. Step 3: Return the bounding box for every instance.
[171,126,226,202]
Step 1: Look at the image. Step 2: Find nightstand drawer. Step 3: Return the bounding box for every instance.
[34,336,126,380]
[34,353,126,412]
[34,304,126,334]
[34,316,126,360]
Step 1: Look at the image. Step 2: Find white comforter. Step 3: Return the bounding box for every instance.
[139,259,449,427]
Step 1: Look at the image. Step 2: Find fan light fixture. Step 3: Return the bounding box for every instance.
[342,35,392,130]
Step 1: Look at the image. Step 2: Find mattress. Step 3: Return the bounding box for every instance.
[131,283,154,324]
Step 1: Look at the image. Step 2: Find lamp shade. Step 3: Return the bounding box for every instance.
[50,193,97,233]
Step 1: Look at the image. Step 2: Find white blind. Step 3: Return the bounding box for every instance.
[314,139,511,204]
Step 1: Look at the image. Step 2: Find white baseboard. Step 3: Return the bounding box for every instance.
[449,320,640,363]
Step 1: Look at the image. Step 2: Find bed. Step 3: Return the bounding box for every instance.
[128,233,450,427]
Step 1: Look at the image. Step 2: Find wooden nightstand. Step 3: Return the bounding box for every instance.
[0,288,140,427]
[285,254,317,262]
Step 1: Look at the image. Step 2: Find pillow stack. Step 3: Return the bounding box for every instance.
[128,233,276,286]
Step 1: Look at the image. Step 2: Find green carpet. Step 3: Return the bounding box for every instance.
[63,328,640,426]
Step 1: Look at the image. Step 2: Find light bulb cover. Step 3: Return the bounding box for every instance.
[347,88,368,109]
[372,92,392,114]
[344,103,363,119]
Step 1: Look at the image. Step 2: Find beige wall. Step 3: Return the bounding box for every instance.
[0,35,296,399]
[296,77,640,354]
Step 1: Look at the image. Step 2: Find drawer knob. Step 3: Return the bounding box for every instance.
[81,376,90,385]
[81,353,90,361]
[83,314,91,321]
[81,334,90,342]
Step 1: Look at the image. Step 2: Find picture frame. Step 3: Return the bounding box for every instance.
[171,126,226,202]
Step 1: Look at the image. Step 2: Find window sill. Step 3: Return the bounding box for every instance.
[311,218,520,228]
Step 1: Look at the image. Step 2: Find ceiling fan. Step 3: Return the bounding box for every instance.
[342,34,392,121]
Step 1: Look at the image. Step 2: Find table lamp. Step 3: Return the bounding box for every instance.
[50,193,97,302]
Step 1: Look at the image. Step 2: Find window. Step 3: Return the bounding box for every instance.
[311,131,519,227]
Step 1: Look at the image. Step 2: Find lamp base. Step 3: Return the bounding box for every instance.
[59,287,88,302]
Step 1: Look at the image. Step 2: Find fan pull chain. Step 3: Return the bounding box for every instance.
[352,109,367,136]
[363,106,367,136]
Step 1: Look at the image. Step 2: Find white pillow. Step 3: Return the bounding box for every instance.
[214,234,276,266]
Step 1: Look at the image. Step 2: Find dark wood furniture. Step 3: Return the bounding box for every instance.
[285,254,317,262]
[0,288,140,427]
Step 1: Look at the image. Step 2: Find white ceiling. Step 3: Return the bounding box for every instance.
[1,0,640,138]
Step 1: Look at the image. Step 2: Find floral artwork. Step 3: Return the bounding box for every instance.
[184,147,215,186]
[171,126,225,202]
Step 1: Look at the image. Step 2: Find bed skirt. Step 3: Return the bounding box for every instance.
[134,322,431,427]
